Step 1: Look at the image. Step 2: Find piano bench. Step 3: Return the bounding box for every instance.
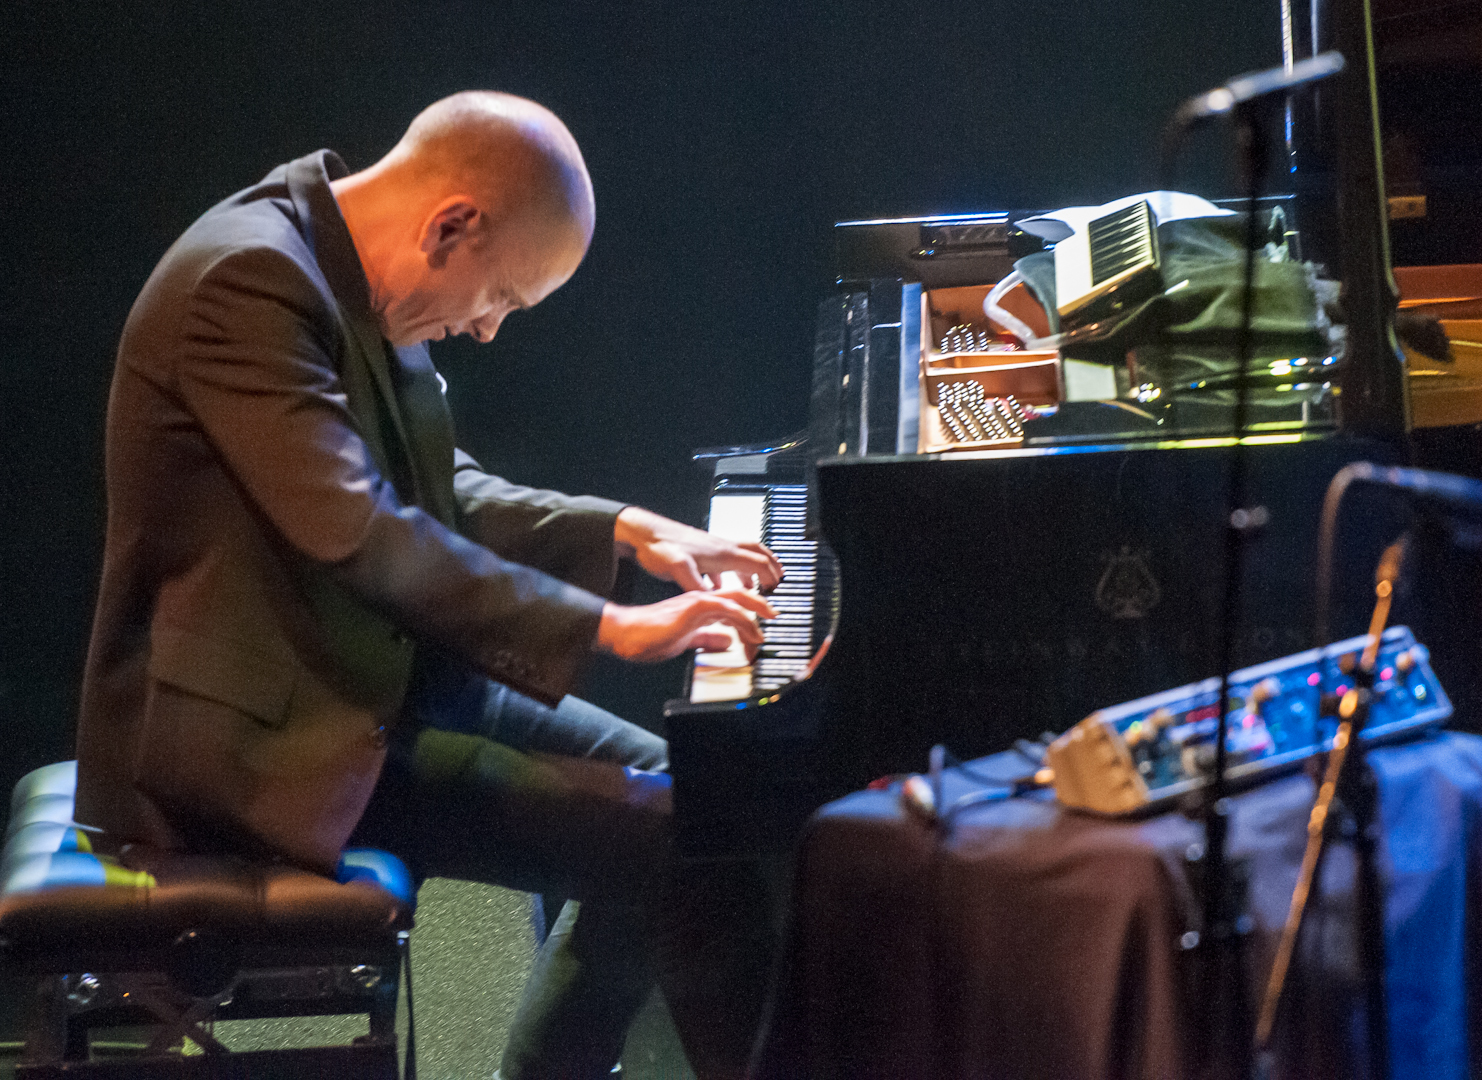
[0,762,415,1079]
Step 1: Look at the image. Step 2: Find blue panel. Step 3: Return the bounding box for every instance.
[337,848,416,909]
[1,823,86,869]
[624,766,674,798]
[3,852,108,895]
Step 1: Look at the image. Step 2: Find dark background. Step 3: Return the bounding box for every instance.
[0,0,1341,789]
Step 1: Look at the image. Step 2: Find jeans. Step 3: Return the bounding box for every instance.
[348,679,774,1080]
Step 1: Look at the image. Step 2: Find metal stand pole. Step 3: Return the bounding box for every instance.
[1255,540,1399,1077]
[1198,99,1271,1080]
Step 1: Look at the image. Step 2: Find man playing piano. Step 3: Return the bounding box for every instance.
[75,90,781,1080]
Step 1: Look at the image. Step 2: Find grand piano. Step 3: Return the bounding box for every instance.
[663,1,1482,861]
[669,249,1386,859]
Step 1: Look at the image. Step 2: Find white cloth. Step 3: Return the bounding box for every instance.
[1014,191,1233,245]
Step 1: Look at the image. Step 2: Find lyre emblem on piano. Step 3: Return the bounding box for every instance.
[1095,546,1162,620]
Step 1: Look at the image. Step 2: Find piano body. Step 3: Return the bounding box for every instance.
[665,212,1408,858]
[665,213,1482,864]
[665,0,1482,855]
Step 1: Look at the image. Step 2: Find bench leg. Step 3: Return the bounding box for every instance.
[19,974,66,1065]
[366,965,398,1043]
[119,979,231,1057]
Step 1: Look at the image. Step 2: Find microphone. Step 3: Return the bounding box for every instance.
[1171,51,1346,131]
[1342,462,1482,514]
[1315,462,1482,649]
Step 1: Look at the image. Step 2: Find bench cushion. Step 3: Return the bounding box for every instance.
[1,762,413,962]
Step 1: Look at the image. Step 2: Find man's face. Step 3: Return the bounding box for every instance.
[381,211,589,348]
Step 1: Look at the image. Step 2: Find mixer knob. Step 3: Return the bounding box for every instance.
[1247,677,1281,710]
[1123,721,1152,748]
[1338,652,1359,676]
[1181,743,1217,777]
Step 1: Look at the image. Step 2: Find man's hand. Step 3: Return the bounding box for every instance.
[597,589,779,663]
[614,506,783,592]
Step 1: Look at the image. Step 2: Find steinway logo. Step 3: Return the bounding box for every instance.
[1095,546,1161,620]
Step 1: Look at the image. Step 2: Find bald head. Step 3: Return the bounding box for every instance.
[386,92,594,241]
[332,92,595,346]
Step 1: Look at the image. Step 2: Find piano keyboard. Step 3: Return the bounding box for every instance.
[689,484,824,703]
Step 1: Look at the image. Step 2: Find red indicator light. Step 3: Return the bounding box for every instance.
[1379,667,1394,682]
[1307,672,1321,686]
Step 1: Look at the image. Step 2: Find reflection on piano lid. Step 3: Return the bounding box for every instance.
[686,441,838,705]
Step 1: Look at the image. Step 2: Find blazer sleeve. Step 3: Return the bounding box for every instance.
[452,449,626,599]
[171,244,602,703]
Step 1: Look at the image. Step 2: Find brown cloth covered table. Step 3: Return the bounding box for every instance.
[752,731,1482,1080]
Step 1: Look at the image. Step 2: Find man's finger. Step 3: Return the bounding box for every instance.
[689,630,735,654]
[738,541,784,586]
[713,588,778,621]
[670,555,707,593]
[748,560,781,592]
[729,617,764,647]
[740,539,783,564]
[691,597,765,646]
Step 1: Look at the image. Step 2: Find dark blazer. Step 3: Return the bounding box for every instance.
[75,151,625,872]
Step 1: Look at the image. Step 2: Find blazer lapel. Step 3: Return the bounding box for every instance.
[392,344,458,527]
[344,316,417,485]
[285,151,425,510]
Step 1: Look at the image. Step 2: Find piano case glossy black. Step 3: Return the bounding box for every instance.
[666,435,1407,860]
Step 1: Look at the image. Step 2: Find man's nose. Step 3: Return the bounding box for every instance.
[471,311,507,343]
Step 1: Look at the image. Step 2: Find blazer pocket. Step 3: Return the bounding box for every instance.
[146,621,297,729]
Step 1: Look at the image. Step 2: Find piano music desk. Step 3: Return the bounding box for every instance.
[1406,319,1482,429]
[753,731,1482,1080]
[1398,264,1482,429]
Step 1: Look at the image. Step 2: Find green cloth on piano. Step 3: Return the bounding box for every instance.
[1016,214,1334,407]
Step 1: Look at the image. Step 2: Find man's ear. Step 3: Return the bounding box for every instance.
[419,198,482,266]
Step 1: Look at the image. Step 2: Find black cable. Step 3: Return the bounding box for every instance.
[400,931,417,1080]
[940,787,1017,829]
[912,746,1049,833]
[939,747,1044,795]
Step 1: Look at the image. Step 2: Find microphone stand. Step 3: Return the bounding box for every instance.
[1196,97,1269,1080]
[1158,47,1359,1079]
[1255,538,1401,1078]
[1168,0,1402,1052]
[1298,460,1482,1076]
